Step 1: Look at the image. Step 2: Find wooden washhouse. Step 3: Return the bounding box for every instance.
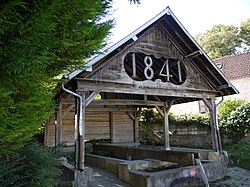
[44,7,238,185]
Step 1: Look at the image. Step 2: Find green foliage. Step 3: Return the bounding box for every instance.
[218,98,246,118]
[0,0,113,153]
[195,24,241,59]
[223,103,250,143]
[139,124,162,145]
[140,108,210,127]
[240,18,250,48]
[140,108,162,123]
[139,109,210,146]
[0,157,27,187]
[0,141,60,187]
[226,142,250,170]
[170,113,210,127]
[219,99,250,143]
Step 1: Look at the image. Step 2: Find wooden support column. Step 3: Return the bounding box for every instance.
[202,97,220,152]
[163,101,173,150]
[75,91,86,170]
[55,97,62,146]
[109,112,114,143]
[75,97,79,170]
[134,108,140,143]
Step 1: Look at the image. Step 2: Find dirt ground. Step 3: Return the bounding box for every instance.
[211,167,250,187]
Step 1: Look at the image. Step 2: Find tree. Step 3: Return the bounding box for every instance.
[0,0,115,153]
[240,18,250,48]
[0,0,139,185]
[195,25,241,59]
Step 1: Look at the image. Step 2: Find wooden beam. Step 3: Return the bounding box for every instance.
[86,107,136,112]
[77,82,217,99]
[202,97,213,110]
[90,99,164,106]
[86,91,100,107]
[155,105,164,117]
[62,104,74,119]
[216,84,229,90]
[154,96,162,102]
[127,112,135,121]
[61,98,75,105]
[166,100,174,113]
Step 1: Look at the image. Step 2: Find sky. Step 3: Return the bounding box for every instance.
[108,0,250,45]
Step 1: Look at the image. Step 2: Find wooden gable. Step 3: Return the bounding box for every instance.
[77,25,216,99]
[68,7,238,102]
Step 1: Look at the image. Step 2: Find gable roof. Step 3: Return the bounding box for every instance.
[66,6,238,96]
[214,51,250,80]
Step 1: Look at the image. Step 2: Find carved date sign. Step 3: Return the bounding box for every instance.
[124,52,187,85]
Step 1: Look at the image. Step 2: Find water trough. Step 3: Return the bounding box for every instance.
[85,143,228,187]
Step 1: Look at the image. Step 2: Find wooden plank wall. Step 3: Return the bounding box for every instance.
[44,105,136,146]
[61,104,75,145]
[85,111,110,140]
[113,112,134,142]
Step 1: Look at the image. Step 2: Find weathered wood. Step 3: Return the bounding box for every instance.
[85,111,110,140]
[203,98,220,152]
[93,144,198,165]
[77,79,217,99]
[163,102,170,150]
[112,112,134,143]
[109,112,114,143]
[62,104,74,119]
[155,105,164,117]
[134,109,139,143]
[86,91,100,107]
[125,112,134,121]
[56,98,63,146]
[90,99,164,106]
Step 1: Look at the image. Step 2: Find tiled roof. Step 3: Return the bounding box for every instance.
[214,51,250,80]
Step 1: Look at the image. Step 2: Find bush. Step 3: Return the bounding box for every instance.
[0,156,27,187]
[225,103,250,142]
[170,113,210,127]
[140,108,162,123]
[0,141,60,187]
[218,98,246,118]
[140,108,210,127]
[219,99,250,143]
[139,109,210,146]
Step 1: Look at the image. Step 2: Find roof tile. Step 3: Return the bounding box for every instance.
[214,51,250,80]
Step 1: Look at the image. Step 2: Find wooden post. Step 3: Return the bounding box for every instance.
[163,102,169,150]
[134,108,140,143]
[109,112,114,143]
[202,98,220,152]
[163,101,173,150]
[78,91,86,170]
[75,97,79,170]
[55,97,62,146]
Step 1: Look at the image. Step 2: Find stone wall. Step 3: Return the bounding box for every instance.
[141,123,250,148]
